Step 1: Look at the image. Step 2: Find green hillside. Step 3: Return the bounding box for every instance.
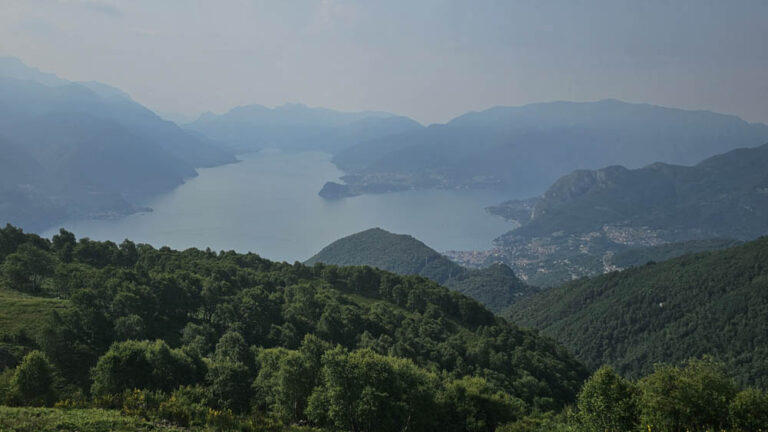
[305,228,535,312]
[0,224,585,431]
[0,289,68,339]
[490,142,768,286]
[305,228,462,283]
[609,238,742,269]
[506,236,768,387]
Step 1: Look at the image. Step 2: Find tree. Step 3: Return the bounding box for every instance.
[730,388,768,432]
[213,331,250,365]
[91,340,201,396]
[51,228,76,263]
[638,357,737,432]
[114,314,146,341]
[575,366,638,432]
[437,376,526,432]
[307,348,441,432]
[1,243,55,293]
[208,331,253,413]
[208,360,252,413]
[251,339,329,422]
[10,350,57,406]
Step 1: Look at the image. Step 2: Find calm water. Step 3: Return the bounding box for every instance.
[45,151,516,262]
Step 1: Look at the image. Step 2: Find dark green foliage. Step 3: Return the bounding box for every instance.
[569,358,764,432]
[437,376,526,432]
[0,224,586,429]
[90,340,203,396]
[306,228,464,283]
[610,238,742,269]
[1,243,55,294]
[51,229,76,263]
[637,358,737,432]
[730,388,768,432]
[207,360,252,413]
[306,347,441,432]
[447,263,535,312]
[306,228,536,312]
[208,331,254,413]
[114,315,146,341]
[10,350,57,406]
[575,366,638,432]
[507,237,768,386]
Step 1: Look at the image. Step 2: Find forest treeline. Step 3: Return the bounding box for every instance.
[1,224,767,431]
[507,236,768,387]
[0,224,583,431]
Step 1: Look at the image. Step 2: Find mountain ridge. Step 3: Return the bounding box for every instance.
[486,142,768,286]
[328,99,768,199]
[0,58,237,231]
[186,103,423,154]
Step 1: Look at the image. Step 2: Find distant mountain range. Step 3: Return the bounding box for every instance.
[324,99,768,199]
[506,236,768,388]
[0,57,237,231]
[486,142,768,286]
[305,228,535,312]
[185,103,423,154]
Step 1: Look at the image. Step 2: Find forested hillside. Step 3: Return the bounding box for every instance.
[506,236,768,387]
[328,99,768,198]
[0,58,236,231]
[0,224,585,431]
[488,142,768,286]
[306,228,536,312]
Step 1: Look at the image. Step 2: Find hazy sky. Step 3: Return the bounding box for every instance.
[1,0,767,125]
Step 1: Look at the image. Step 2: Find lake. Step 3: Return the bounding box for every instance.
[45,151,516,262]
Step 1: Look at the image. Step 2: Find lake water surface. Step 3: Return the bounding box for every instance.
[45,151,516,262]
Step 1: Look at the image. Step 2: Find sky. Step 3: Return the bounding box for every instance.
[0,0,766,125]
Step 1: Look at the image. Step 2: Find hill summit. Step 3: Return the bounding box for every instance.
[306,228,535,312]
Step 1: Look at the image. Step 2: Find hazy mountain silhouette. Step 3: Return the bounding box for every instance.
[330,99,768,198]
[0,58,237,231]
[186,103,423,153]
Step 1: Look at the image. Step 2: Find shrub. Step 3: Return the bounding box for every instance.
[0,368,14,405]
[121,388,166,419]
[205,407,238,429]
[157,385,210,426]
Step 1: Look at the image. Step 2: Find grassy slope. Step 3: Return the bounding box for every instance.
[0,289,68,338]
[0,407,186,432]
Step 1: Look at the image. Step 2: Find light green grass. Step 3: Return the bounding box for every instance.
[0,407,187,432]
[0,289,69,339]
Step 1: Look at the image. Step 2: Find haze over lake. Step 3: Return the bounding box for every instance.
[45,151,515,262]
